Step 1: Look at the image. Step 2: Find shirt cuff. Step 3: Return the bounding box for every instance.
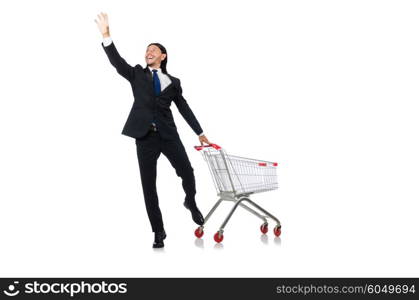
[199,132,205,136]
[103,36,113,47]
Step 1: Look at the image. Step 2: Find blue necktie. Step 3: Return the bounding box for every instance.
[151,69,161,128]
[152,69,161,96]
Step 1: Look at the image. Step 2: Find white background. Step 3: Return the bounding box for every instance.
[0,0,418,277]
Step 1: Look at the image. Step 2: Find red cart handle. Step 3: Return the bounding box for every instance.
[194,144,222,151]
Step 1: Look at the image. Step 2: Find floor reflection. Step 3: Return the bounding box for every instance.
[260,234,268,244]
[194,238,204,248]
[193,236,281,248]
[152,247,166,253]
[213,243,224,250]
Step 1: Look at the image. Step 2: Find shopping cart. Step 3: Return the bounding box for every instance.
[194,144,281,243]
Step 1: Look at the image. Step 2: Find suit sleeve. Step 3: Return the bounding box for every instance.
[174,80,204,136]
[101,41,138,82]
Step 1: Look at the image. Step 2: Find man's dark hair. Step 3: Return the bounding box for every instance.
[148,42,168,74]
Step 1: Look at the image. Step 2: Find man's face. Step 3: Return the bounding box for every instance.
[145,45,166,68]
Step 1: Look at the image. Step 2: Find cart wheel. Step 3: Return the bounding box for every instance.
[213,232,224,243]
[260,223,268,234]
[194,227,204,238]
[273,226,281,237]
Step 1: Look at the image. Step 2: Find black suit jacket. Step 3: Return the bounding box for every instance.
[101,41,203,140]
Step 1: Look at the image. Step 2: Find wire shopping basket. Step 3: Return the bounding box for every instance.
[194,144,281,243]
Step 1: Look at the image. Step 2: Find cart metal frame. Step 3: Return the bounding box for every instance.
[194,144,281,242]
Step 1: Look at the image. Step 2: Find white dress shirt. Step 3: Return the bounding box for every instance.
[148,67,172,92]
[103,37,204,136]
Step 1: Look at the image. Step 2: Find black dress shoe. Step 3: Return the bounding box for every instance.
[153,230,166,248]
[183,202,204,225]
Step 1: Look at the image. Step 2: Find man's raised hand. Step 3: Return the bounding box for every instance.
[94,12,110,38]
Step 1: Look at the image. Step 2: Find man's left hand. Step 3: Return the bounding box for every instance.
[199,134,211,146]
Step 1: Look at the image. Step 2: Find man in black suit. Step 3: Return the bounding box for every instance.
[95,12,210,248]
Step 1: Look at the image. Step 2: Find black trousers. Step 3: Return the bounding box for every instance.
[135,130,197,233]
